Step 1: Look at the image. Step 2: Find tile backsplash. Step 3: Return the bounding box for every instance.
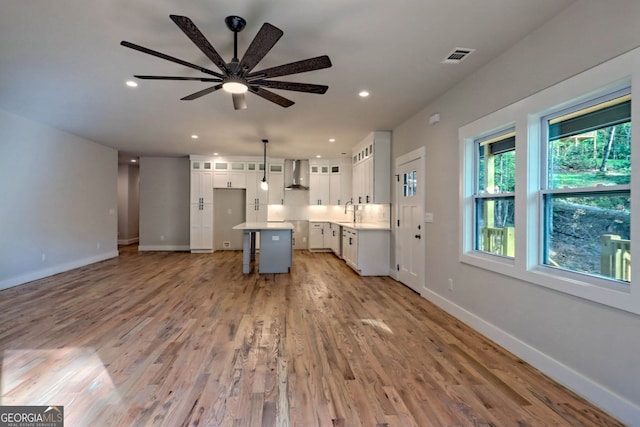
[268,201,390,227]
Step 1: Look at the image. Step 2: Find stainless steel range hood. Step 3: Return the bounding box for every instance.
[284,159,309,190]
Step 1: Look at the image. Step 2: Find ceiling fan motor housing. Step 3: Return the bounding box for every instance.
[225,16,246,33]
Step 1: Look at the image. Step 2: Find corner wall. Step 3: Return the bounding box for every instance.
[138,157,190,251]
[0,109,118,290]
[391,1,640,424]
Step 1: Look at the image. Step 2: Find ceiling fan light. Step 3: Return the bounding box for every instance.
[223,80,248,94]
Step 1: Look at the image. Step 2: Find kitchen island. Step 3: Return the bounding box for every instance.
[232,222,294,274]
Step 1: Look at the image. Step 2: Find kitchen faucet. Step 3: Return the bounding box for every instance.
[344,199,356,223]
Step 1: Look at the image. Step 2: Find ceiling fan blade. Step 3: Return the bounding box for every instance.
[239,23,283,75]
[121,41,223,78]
[170,15,229,74]
[232,93,247,110]
[252,80,328,94]
[249,86,294,108]
[181,84,223,100]
[134,75,222,82]
[246,55,332,80]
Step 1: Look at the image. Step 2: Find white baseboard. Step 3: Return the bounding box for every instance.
[118,237,139,245]
[138,245,190,252]
[420,287,640,426]
[0,251,119,291]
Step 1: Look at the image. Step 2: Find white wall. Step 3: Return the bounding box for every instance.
[391,1,640,424]
[138,157,190,251]
[117,164,139,244]
[0,109,118,290]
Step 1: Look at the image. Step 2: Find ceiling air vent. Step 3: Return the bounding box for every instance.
[442,48,475,64]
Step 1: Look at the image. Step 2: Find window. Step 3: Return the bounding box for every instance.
[459,46,639,314]
[403,170,417,197]
[542,91,631,282]
[474,131,516,257]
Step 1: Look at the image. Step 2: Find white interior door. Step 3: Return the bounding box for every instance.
[396,150,425,293]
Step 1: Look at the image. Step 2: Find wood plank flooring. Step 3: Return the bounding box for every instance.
[0,246,624,426]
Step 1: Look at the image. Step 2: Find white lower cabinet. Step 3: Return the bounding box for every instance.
[190,204,213,251]
[329,223,341,256]
[341,227,389,276]
[309,222,330,250]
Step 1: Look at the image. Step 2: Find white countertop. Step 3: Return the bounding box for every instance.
[233,222,295,230]
[327,221,390,231]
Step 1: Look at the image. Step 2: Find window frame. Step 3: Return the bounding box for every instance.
[459,46,640,315]
[539,88,631,286]
[473,129,517,259]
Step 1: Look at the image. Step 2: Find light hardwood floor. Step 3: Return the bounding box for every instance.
[0,246,624,426]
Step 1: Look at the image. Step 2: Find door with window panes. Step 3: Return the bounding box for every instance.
[397,157,424,293]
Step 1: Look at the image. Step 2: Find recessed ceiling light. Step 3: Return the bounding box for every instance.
[131,159,137,163]
[126,80,138,88]
[359,90,370,98]
[213,152,219,156]
[316,155,321,158]
[329,138,336,142]
[191,134,199,139]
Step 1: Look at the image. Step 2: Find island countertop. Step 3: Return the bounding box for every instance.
[233,222,295,231]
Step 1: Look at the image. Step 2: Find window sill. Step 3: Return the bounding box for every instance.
[461,250,637,315]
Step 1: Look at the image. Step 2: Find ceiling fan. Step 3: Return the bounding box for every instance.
[121,15,332,110]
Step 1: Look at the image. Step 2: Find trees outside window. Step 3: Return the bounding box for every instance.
[474,132,516,257]
[542,92,631,282]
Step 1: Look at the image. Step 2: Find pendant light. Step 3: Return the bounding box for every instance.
[260,139,269,191]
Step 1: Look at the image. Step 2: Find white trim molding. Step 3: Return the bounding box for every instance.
[0,251,119,291]
[421,288,640,426]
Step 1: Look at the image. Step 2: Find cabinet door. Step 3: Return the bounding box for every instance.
[330,224,341,255]
[268,164,284,205]
[213,172,229,188]
[352,162,363,204]
[309,223,325,249]
[191,171,213,203]
[229,162,247,188]
[342,228,357,265]
[213,162,246,188]
[246,202,267,222]
[309,166,330,205]
[329,170,341,205]
[363,156,373,203]
[190,203,213,250]
[246,172,268,206]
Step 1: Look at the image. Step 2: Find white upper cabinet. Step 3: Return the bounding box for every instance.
[309,159,351,205]
[213,161,247,188]
[268,161,285,205]
[352,131,391,204]
[309,162,330,205]
[329,159,352,205]
[246,165,269,206]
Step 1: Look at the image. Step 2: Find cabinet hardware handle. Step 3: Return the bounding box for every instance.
[415,234,421,239]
